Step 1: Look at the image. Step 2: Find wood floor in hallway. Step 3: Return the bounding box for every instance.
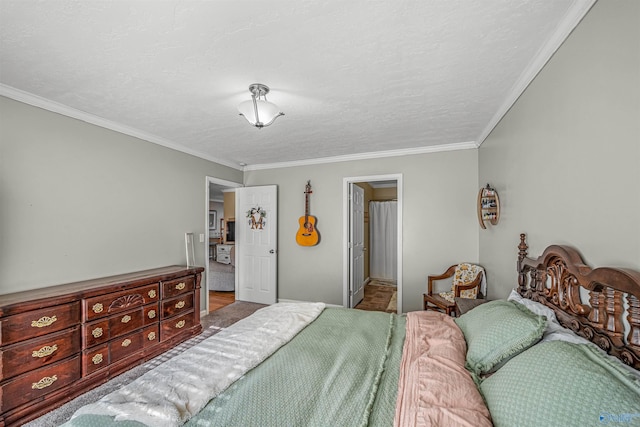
[209,290,235,312]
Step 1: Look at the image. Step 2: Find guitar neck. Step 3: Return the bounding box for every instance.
[305,193,310,219]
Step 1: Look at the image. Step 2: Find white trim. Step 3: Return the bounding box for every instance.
[343,174,403,314]
[245,142,477,171]
[0,84,243,171]
[475,0,596,146]
[204,176,243,313]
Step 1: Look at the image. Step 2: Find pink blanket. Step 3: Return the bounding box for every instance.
[394,311,492,427]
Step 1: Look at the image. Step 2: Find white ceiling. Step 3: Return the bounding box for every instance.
[0,0,595,170]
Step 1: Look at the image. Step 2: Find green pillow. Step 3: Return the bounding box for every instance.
[454,300,546,375]
[480,341,640,427]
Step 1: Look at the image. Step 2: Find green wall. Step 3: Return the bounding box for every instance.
[0,96,242,299]
[478,0,640,298]
[245,149,479,313]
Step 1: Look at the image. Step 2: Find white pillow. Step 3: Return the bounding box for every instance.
[507,289,640,379]
[507,289,557,322]
[507,289,589,344]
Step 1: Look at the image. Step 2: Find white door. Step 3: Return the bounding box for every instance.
[236,185,277,304]
[349,183,365,307]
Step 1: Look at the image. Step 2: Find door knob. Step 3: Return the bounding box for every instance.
[269,249,275,254]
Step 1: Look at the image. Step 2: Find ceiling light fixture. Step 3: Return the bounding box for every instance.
[237,83,284,129]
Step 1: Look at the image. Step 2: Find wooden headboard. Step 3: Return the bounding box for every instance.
[517,233,640,370]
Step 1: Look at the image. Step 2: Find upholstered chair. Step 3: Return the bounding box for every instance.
[423,263,485,316]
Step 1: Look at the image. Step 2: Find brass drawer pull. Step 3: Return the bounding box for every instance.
[92,327,103,338]
[148,289,157,298]
[32,375,57,390]
[175,282,186,291]
[92,353,104,365]
[121,315,131,323]
[148,332,156,341]
[175,301,185,309]
[148,310,156,319]
[92,303,104,314]
[175,320,186,329]
[31,315,57,328]
[32,344,58,358]
[122,339,132,347]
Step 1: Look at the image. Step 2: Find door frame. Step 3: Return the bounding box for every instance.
[342,174,403,313]
[204,176,243,314]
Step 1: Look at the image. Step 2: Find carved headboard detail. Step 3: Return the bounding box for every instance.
[517,233,640,370]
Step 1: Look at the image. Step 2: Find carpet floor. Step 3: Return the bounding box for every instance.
[208,259,235,291]
[24,301,266,427]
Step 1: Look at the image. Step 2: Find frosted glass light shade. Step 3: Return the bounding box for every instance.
[237,83,284,128]
[237,99,283,128]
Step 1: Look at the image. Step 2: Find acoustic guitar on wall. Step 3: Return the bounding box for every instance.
[296,180,320,246]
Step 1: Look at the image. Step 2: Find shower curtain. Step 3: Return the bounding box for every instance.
[369,201,397,282]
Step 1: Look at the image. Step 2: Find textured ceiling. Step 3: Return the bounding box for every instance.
[0,0,594,170]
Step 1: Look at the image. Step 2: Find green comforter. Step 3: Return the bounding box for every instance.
[67,308,406,427]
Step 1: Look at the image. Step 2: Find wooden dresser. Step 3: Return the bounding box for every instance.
[0,265,204,426]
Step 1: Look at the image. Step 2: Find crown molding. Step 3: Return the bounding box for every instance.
[244,141,478,171]
[475,0,596,146]
[0,84,244,171]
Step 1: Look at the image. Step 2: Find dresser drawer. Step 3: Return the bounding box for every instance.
[83,344,109,376]
[161,293,194,319]
[108,308,144,339]
[0,302,80,346]
[83,318,110,347]
[217,245,233,254]
[1,327,81,381]
[0,356,81,413]
[160,311,194,342]
[143,325,159,347]
[83,308,144,348]
[161,276,195,299]
[217,254,231,264]
[84,284,160,321]
[110,330,143,364]
[144,302,159,325]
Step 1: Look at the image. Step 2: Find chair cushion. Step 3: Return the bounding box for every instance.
[454,300,546,375]
[453,263,484,299]
[438,290,456,303]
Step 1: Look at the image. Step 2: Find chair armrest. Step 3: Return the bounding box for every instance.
[453,271,484,297]
[427,264,457,295]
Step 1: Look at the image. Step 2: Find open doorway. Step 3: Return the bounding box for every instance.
[343,174,403,314]
[206,177,242,313]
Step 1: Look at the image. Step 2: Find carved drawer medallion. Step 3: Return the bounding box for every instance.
[84,284,159,321]
[1,302,80,346]
[0,356,81,413]
[1,327,81,381]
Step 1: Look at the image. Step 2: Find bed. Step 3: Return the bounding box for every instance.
[62,234,640,427]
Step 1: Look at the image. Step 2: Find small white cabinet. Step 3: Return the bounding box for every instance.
[216,244,234,265]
